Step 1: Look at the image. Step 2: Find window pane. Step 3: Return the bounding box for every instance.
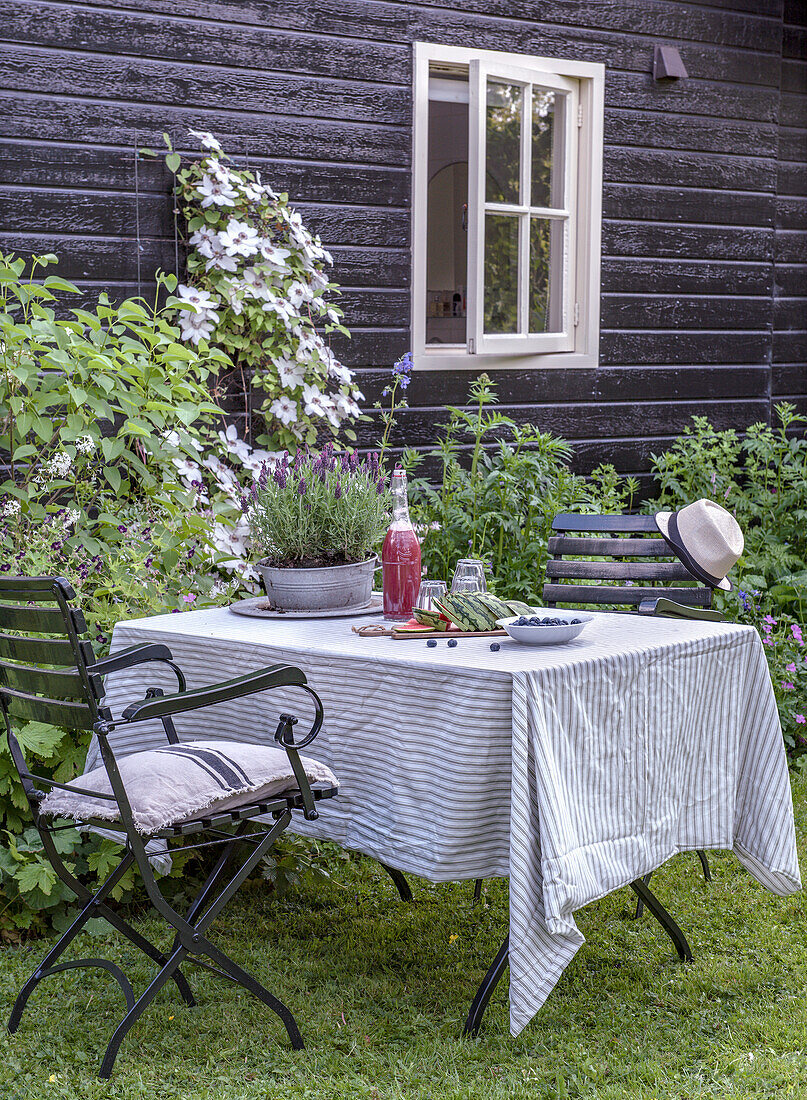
[529,217,565,333]
[485,81,523,205]
[484,214,519,334]
[531,89,566,209]
[426,80,469,345]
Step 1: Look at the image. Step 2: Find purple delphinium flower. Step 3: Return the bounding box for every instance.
[391,351,413,390]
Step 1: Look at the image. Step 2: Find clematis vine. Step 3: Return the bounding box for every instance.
[166,129,364,449]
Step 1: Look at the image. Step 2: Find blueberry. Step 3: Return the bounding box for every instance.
[515,617,527,626]
[570,618,580,624]
[529,616,541,625]
[447,638,458,647]
[541,617,552,625]
[490,642,500,652]
[426,638,437,648]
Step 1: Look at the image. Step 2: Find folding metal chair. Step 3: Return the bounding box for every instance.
[1,575,337,1078]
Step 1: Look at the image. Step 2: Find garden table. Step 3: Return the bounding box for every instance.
[89,607,801,1036]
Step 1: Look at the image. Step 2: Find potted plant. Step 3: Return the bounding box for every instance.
[244,444,388,611]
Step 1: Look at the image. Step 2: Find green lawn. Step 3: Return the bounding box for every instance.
[2,777,807,1100]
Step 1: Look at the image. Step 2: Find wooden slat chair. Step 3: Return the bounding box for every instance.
[543,512,714,610]
[544,512,713,912]
[1,575,337,1079]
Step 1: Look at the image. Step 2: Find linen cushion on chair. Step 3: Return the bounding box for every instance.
[40,740,338,834]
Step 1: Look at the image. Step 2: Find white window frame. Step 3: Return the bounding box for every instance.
[411,42,604,372]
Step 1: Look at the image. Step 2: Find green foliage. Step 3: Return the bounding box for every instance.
[649,404,807,614]
[0,253,240,936]
[404,374,637,601]
[246,444,388,567]
[153,130,363,449]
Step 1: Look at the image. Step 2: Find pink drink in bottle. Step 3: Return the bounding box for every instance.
[382,468,421,620]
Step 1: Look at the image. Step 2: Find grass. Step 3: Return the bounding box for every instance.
[2,777,807,1099]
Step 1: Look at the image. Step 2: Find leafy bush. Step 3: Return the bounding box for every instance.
[156,130,364,449]
[403,374,637,601]
[0,253,244,936]
[245,444,388,567]
[649,404,807,616]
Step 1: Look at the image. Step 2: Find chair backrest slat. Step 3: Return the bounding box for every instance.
[0,577,77,603]
[551,515,657,534]
[0,576,100,733]
[0,633,85,667]
[0,604,86,635]
[545,560,695,582]
[0,659,92,700]
[543,583,713,607]
[2,685,96,730]
[543,513,712,610]
[547,536,672,558]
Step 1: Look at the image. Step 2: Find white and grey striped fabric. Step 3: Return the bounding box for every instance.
[90,607,800,1035]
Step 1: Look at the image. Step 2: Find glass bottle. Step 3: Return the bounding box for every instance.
[382,468,422,620]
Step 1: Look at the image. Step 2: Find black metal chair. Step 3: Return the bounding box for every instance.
[1,575,337,1078]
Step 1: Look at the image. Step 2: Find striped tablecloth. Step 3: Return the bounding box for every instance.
[90,607,801,1035]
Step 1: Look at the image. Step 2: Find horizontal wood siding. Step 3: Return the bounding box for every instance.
[773,1,807,424]
[0,0,805,479]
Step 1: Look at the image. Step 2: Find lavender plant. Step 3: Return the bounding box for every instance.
[244,445,388,568]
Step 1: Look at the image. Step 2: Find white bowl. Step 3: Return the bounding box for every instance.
[496,611,594,646]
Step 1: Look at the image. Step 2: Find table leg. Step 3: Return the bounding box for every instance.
[379,862,413,902]
[629,879,693,962]
[463,933,509,1035]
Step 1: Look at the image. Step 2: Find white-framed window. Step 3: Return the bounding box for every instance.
[411,43,604,371]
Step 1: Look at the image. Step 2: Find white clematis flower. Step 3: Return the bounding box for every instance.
[189,224,217,258]
[269,395,299,428]
[197,173,238,208]
[241,266,276,301]
[274,356,306,390]
[218,218,260,258]
[177,284,220,312]
[257,239,291,269]
[328,362,354,386]
[178,310,215,345]
[204,236,238,273]
[189,129,223,153]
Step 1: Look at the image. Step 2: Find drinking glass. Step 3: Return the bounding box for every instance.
[450,559,488,594]
[416,579,447,612]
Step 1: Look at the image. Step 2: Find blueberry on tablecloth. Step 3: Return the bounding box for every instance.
[426,639,437,648]
[447,638,458,647]
[490,642,500,651]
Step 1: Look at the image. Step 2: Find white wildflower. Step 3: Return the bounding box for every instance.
[75,434,95,454]
[189,129,223,153]
[333,392,362,420]
[1,498,21,517]
[269,395,299,428]
[218,218,260,258]
[47,451,73,479]
[63,508,81,531]
[218,424,252,464]
[197,173,238,208]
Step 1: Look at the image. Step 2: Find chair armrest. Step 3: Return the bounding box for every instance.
[120,663,307,722]
[92,644,187,692]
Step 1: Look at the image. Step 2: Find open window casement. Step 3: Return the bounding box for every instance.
[412,42,603,372]
[467,60,579,356]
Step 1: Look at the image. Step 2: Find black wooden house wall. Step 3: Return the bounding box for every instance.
[0,0,805,482]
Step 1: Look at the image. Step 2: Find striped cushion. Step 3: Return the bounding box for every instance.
[40,740,338,834]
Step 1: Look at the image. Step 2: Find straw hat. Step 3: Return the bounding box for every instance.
[655,498,744,592]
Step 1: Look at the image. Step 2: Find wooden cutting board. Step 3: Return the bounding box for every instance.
[390,628,507,641]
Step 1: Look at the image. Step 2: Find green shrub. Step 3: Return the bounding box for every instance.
[403,374,637,601]
[0,253,239,936]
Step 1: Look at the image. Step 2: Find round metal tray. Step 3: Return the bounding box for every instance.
[228,594,384,620]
